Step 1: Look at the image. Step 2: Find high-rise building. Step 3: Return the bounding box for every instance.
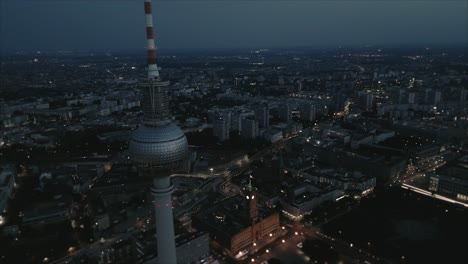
[355,91,374,110]
[300,103,316,122]
[213,116,230,142]
[398,89,405,104]
[408,92,416,104]
[0,165,15,214]
[298,81,303,91]
[128,1,188,263]
[278,103,292,123]
[241,116,259,139]
[433,91,442,105]
[278,76,285,85]
[334,90,348,111]
[234,77,240,88]
[424,88,431,103]
[231,109,254,134]
[221,109,232,130]
[254,105,269,128]
[461,88,467,104]
[231,112,242,134]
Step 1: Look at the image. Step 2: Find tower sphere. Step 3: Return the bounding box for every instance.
[129,122,188,170]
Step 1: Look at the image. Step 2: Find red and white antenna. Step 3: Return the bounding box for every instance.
[144,0,159,80]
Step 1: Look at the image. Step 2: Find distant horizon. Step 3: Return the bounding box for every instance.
[2,42,467,55]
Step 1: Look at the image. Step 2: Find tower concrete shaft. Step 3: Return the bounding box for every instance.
[152,177,177,264]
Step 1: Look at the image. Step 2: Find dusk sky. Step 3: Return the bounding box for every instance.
[1,0,467,52]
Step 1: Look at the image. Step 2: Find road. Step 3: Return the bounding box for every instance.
[397,151,468,207]
[247,224,387,264]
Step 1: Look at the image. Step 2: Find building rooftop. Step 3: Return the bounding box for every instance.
[195,195,276,237]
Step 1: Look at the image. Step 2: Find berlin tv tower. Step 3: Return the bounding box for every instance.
[128,1,188,263]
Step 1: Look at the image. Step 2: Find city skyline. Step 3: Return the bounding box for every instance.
[0,1,467,264]
[1,0,467,52]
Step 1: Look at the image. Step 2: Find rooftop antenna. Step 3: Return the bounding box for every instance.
[144,0,160,80]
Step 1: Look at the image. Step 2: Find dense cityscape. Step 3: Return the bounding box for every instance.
[1,1,467,264]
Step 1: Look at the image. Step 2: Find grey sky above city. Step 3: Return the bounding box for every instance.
[1,0,467,52]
